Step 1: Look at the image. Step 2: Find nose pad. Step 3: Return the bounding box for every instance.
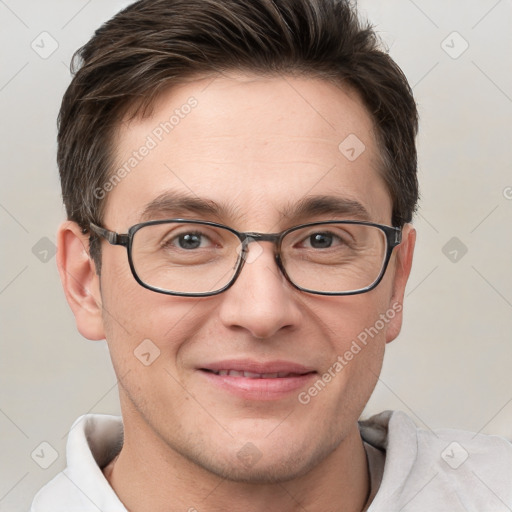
[235,237,264,265]
[235,237,293,292]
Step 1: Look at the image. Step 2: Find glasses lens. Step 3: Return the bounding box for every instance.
[281,223,388,293]
[131,222,241,294]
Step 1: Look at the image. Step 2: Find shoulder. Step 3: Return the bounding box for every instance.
[30,470,88,512]
[31,414,126,512]
[362,410,512,511]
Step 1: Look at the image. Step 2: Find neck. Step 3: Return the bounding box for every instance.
[105,410,371,512]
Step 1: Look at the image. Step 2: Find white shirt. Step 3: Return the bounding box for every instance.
[31,410,512,511]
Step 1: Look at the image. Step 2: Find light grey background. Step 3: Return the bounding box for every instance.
[1,1,511,510]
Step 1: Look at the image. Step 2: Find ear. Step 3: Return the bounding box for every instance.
[56,221,105,340]
[385,223,416,343]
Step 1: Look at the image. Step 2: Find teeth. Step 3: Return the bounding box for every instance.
[243,371,264,378]
[212,370,298,378]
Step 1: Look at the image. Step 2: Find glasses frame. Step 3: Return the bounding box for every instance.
[89,219,402,297]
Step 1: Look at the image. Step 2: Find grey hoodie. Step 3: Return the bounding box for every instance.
[31,410,512,511]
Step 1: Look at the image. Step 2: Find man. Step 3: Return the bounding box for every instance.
[31,0,512,510]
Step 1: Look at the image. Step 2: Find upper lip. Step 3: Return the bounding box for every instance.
[199,359,316,375]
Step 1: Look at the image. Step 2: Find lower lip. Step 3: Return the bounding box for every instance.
[199,370,317,401]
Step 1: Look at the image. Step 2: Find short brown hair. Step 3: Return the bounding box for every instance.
[58,0,419,267]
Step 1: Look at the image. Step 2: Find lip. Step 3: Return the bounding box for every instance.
[198,359,317,401]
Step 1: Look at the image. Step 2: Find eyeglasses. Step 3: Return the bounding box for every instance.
[89,219,401,297]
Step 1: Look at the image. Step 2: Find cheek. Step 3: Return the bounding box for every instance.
[99,254,141,333]
[98,250,184,361]
[308,290,393,350]
[99,252,219,378]
[300,293,390,408]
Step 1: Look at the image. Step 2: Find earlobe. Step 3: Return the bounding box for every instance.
[56,221,105,341]
[385,223,416,343]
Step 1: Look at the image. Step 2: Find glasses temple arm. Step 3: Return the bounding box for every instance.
[89,223,129,246]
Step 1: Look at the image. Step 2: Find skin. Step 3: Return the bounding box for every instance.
[57,74,416,512]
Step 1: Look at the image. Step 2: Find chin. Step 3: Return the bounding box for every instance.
[175,430,341,485]
[196,451,322,484]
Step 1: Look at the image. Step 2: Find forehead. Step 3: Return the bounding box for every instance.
[106,73,392,229]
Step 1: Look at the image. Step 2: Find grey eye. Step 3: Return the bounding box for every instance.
[309,233,333,249]
[177,233,203,249]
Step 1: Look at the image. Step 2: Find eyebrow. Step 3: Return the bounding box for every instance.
[281,195,371,222]
[139,192,371,224]
[139,191,235,222]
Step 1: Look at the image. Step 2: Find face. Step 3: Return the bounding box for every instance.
[66,74,414,483]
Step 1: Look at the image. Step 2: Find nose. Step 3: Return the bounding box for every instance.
[217,242,302,339]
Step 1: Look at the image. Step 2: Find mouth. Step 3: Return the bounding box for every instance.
[201,369,311,379]
[198,360,317,400]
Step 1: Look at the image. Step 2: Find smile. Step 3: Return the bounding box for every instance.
[198,361,317,400]
[204,369,308,378]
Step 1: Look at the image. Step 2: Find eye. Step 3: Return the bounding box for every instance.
[164,231,212,250]
[307,232,336,249]
[177,233,203,249]
[300,231,346,249]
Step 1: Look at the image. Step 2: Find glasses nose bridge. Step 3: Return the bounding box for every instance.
[235,231,286,287]
[240,231,282,253]
[243,231,281,242]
